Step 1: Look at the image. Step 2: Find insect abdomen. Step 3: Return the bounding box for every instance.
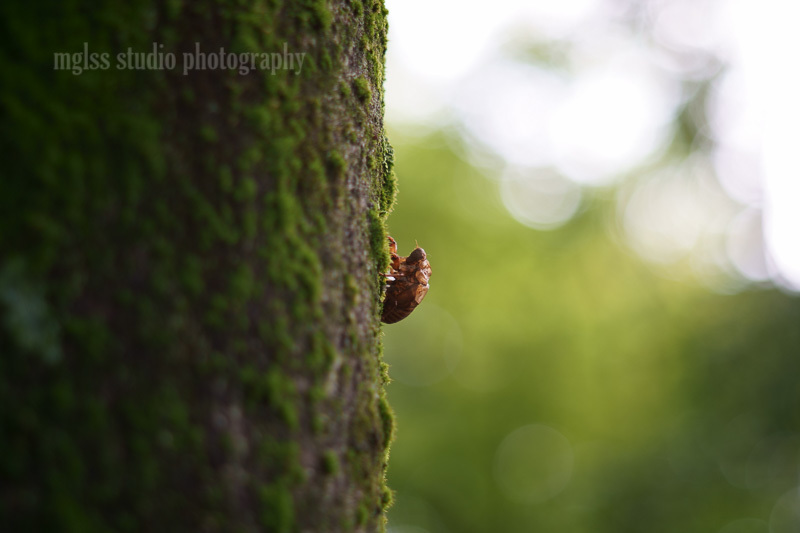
[381,299,418,324]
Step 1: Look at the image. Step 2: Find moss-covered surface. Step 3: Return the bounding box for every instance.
[0,0,395,531]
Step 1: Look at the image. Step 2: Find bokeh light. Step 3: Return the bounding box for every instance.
[493,424,574,504]
[770,488,800,533]
[500,167,582,230]
[386,0,800,291]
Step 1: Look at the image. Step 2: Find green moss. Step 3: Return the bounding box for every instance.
[319,49,333,72]
[292,0,332,31]
[378,396,395,450]
[380,485,394,510]
[266,370,297,414]
[368,208,389,278]
[350,0,364,16]
[235,176,258,202]
[345,124,357,143]
[229,263,255,303]
[306,330,336,374]
[379,134,397,216]
[353,77,372,102]
[165,0,183,19]
[356,501,369,526]
[258,483,294,533]
[379,360,391,385]
[344,273,359,306]
[242,207,258,239]
[311,413,324,435]
[200,125,218,143]
[258,440,301,478]
[279,403,299,430]
[326,150,346,179]
[308,384,325,403]
[322,450,340,475]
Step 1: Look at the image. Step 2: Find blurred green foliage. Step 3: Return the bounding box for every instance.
[382,130,800,533]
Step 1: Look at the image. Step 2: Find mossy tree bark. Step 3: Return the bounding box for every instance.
[1,1,395,532]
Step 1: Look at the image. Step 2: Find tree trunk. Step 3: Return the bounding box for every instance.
[0,1,395,532]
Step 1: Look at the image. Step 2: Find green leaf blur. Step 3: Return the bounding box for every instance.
[382,130,800,533]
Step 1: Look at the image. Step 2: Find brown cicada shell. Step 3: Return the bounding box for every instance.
[381,236,432,324]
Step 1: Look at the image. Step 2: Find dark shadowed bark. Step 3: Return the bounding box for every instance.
[0,1,396,531]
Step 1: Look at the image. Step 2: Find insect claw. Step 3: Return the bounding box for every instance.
[387,235,398,255]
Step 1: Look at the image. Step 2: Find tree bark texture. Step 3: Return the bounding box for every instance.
[0,1,396,532]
